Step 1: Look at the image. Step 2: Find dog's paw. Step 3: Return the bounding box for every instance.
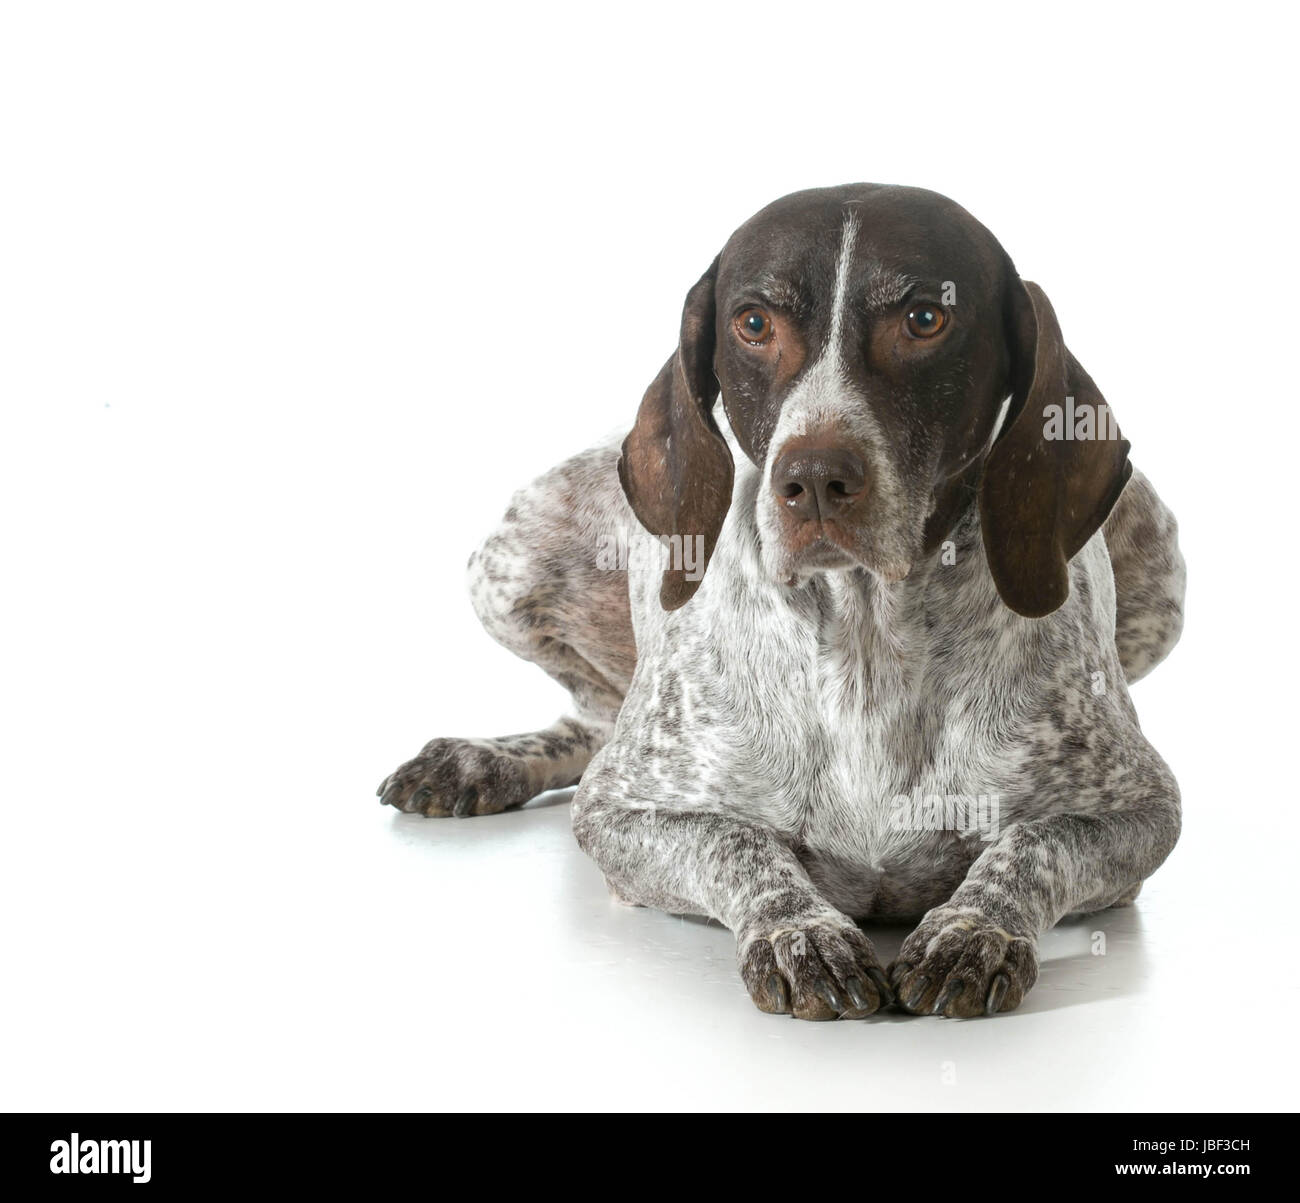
[739,916,893,1020]
[889,906,1038,1017]
[377,738,535,817]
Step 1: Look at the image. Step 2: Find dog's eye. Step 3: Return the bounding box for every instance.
[905,304,947,338]
[735,308,773,346]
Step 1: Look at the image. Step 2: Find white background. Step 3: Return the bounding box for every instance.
[2,2,1296,1111]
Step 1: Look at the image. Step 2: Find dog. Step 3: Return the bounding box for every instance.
[378,183,1185,1019]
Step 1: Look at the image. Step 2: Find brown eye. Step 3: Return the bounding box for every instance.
[735,308,773,346]
[905,303,947,338]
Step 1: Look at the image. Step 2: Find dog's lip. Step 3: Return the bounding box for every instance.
[790,536,856,568]
[781,521,913,582]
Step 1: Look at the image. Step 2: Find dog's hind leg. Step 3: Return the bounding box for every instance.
[1104,468,1186,685]
[378,439,638,817]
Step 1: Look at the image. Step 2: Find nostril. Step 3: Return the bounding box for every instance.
[771,446,867,519]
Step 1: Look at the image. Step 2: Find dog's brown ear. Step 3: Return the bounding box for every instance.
[618,258,733,610]
[979,279,1132,618]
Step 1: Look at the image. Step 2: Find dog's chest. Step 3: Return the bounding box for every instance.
[705,574,1016,912]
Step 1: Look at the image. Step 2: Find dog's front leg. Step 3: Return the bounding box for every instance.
[572,786,892,1020]
[891,767,1180,1017]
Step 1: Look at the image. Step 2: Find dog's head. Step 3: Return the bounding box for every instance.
[618,184,1131,617]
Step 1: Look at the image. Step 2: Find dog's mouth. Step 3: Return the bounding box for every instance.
[775,517,913,585]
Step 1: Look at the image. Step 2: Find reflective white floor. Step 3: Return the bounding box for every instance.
[7,742,1288,1113]
[358,793,1290,1111]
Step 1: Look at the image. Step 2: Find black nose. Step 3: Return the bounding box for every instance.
[771,447,868,521]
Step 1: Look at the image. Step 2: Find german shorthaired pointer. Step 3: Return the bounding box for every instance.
[379,184,1185,1020]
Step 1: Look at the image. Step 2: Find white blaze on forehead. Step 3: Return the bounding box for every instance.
[823,210,860,374]
[767,210,876,445]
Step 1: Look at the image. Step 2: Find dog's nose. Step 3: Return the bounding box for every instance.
[771,448,868,521]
